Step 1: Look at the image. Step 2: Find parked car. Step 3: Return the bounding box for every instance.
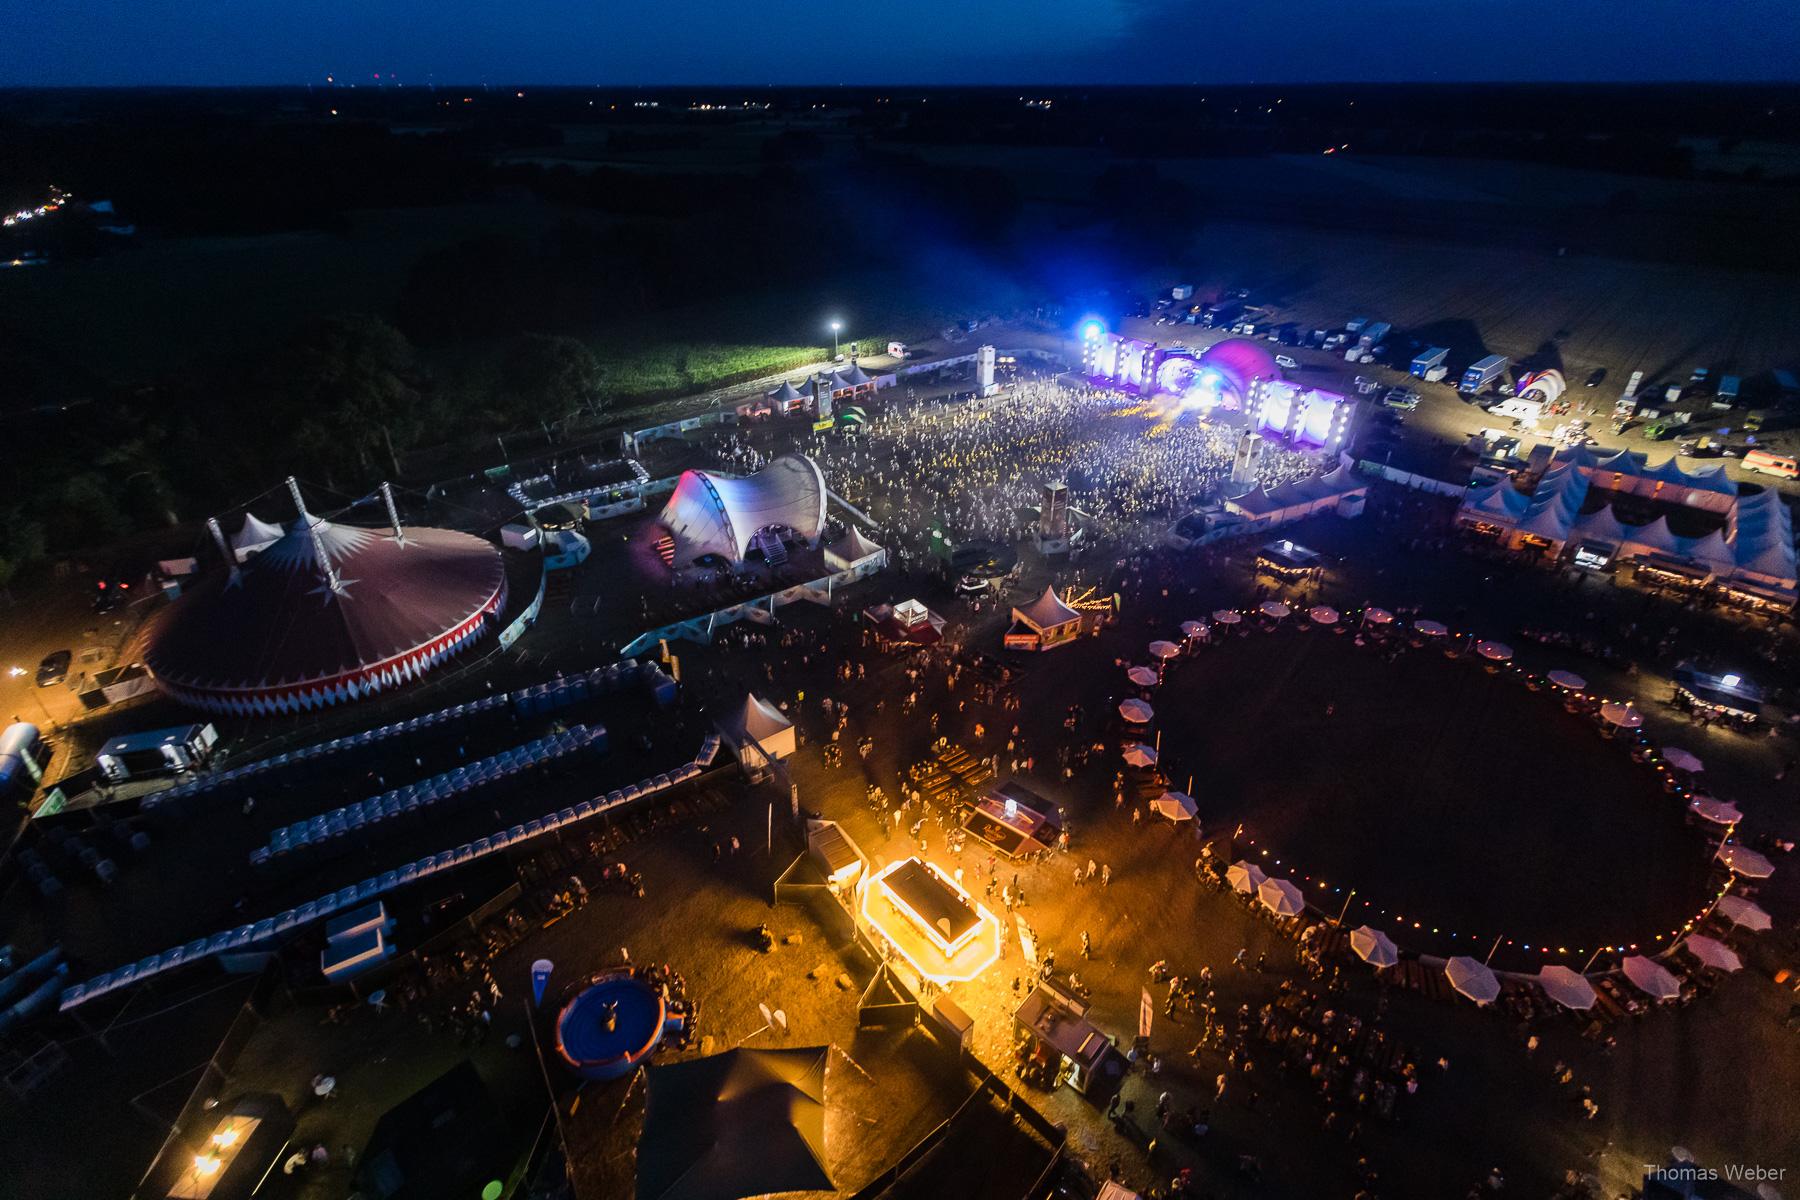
[1274,354,1298,370]
[1584,367,1607,387]
[1381,388,1420,410]
[36,650,71,688]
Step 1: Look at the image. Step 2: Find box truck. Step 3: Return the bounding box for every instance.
[1411,347,1449,378]
[1461,355,1509,393]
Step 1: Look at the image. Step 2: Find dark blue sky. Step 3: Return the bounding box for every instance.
[8,0,1798,86]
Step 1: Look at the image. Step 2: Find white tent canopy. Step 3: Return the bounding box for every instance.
[1444,956,1500,1005]
[1257,877,1305,916]
[231,513,286,560]
[1536,965,1597,1010]
[1621,955,1682,1000]
[659,455,828,566]
[1349,926,1398,967]
[1226,861,1266,894]
[724,693,796,766]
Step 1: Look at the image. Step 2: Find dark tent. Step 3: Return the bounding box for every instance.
[637,1046,831,1200]
[355,1060,514,1200]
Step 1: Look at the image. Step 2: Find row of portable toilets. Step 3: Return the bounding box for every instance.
[59,730,723,1012]
[254,726,608,862]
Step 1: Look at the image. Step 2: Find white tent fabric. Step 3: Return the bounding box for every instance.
[1257,877,1305,917]
[1226,861,1266,894]
[1118,699,1154,723]
[1259,601,1290,619]
[1476,640,1512,661]
[1414,619,1448,636]
[1621,955,1682,1000]
[1349,926,1398,967]
[726,693,796,764]
[1715,895,1772,931]
[1444,956,1500,1005]
[1212,609,1242,625]
[1127,666,1159,687]
[1547,670,1587,691]
[1015,587,1081,632]
[1180,620,1207,638]
[1121,743,1157,768]
[1147,640,1181,660]
[1681,934,1742,972]
[1151,791,1197,821]
[659,455,828,565]
[1662,748,1704,773]
[1599,702,1643,728]
[1536,965,1597,1010]
[1716,843,1775,878]
[1363,607,1394,624]
[1689,797,1742,825]
[825,525,885,568]
[1309,605,1339,624]
[231,513,285,559]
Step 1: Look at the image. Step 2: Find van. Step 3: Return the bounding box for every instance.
[1743,449,1798,479]
[1274,354,1298,370]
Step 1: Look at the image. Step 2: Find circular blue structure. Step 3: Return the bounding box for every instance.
[553,969,668,1080]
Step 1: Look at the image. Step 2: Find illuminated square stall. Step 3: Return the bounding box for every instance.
[859,858,1002,986]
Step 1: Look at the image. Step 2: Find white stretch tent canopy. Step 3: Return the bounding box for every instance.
[659,454,828,566]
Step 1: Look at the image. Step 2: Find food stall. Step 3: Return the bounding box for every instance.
[1013,979,1115,1095]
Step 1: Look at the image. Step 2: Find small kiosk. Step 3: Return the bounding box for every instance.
[1004,587,1082,652]
[1014,979,1115,1095]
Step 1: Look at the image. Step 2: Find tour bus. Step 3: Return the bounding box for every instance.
[1742,448,1798,479]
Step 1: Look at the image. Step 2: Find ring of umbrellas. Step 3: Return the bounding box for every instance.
[1116,602,1772,1017]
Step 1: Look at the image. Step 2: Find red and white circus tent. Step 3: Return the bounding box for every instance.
[146,482,506,716]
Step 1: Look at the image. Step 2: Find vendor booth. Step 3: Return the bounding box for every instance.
[1005,587,1082,651]
[859,857,1002,986]
[961,781,1062,858]
[722,693,796,770]
[862,599,945,649]
[1672,664,1762,723]
[1013,979,1116,1095]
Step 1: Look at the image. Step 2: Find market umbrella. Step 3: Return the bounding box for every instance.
[1716,843,1775,878]
[1716,895,1773,932]
[1363,607,1394,625]
[1148,640,1181,661]
[1118,698,1154,724]
[1622,955,1682,1001]
[1121,742,1158,768]
[1212,609,1243,625]
[1547,669,1587,691]
[1689,797,1742,825]
[1226,861,1267,894]
[1444,957,1501,1005]
[1681,934,1743,973]
[1599,702,1643,728]
[1180,620,1207,639]
[1309,605,1340,625]
[1257,877,1305,917]
[1414,619,1448,637]
[1127,666,1159,687]
[1662,748,1705,773]
[1476,640,1513,662]
[1259,601,1291,619]
[1349,926,1399,968]
[1151,791,1198,822]
[1536,965,1598,1010]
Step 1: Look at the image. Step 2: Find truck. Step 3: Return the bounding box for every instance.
[95,723,220,782]
[1410,346,1449,378]
[1200,301,1240,329]
[1345,317,1369,335]
[1718,375,1742,404]
[1358,322,1392,351]
[1171,284,1194,301]
[1460,355,1509,394]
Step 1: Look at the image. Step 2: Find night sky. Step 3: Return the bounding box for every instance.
[8,0,1798,86]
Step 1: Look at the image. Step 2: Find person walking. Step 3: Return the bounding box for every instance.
[1081,931,1092,959]
[1101,864,1112,888]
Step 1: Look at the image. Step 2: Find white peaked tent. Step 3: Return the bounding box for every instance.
[659,455,828,566]
[231,513,285,561]
[724,693,796,767]
[1009,587,1083,650]
[824,525,885,570]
